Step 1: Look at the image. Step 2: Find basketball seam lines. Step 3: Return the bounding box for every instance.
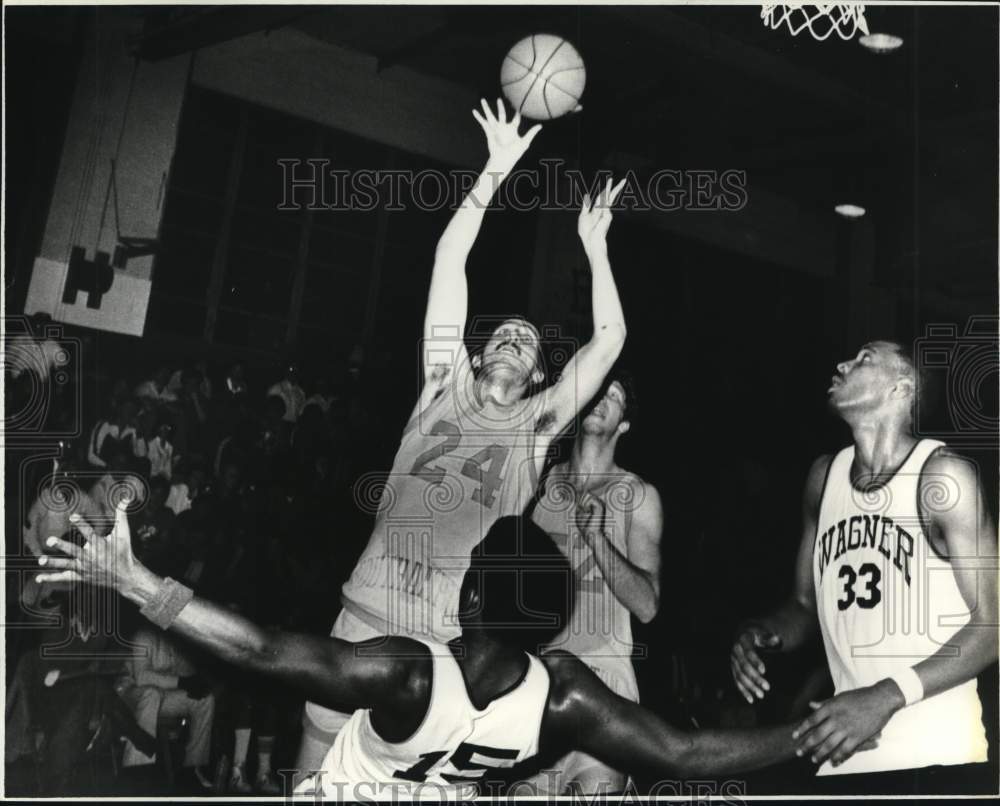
[518,34,540,115]
[502,61,583,97]
[520,35,566,118]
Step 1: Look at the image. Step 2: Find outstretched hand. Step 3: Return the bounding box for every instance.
[36,497,138,591]
[578,177,627,253]
[472,98,542,171]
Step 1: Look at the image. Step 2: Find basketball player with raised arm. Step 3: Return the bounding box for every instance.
[39,497,805,797]
[730,341,997,793]
[522,371,663,795]
[295,98,631,777]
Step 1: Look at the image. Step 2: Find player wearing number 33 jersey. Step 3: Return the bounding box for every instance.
[296,100,633,777]
[730,341,995,789]
[814,438,987,775]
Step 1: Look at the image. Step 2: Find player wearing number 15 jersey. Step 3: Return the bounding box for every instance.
[296,98,631,775]
[43,503,804,798]
[730,341,996,791]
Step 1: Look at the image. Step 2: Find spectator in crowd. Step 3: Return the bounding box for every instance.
[166,462,207,517]
[174,367,210,457]
[134,366,178,405]
[87,399,143,469]
[10,595,157,795]
[303,374,335,415]
[144,420,177,481]
[130,476,176,575]
[224,362,248,399]
[266,361,304,423]
[119,626,215,789]
[6,312,65,383]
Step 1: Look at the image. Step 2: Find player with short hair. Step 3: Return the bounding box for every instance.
[521,370,663,794]
[39,498,802,797]
[296,98,630,775]
[730,340,997,792]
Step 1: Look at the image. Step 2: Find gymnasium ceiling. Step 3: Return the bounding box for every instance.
[15,4,1000,306]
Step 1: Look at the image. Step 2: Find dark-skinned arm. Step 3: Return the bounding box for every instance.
[35,502,418,715]
[541,653,797,778]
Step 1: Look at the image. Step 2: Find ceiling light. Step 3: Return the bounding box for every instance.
[835,204,866,219]
[859,33,904,53]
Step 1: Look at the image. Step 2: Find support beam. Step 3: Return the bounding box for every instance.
[135,7,311,61]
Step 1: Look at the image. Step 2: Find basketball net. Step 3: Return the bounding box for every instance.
[761,4,870,41]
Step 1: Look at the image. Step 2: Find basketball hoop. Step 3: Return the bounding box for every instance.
[761,4,870,41]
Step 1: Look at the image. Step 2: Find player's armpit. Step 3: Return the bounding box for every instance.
[531,330,626,438]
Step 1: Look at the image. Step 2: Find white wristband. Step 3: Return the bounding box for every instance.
[889,667,924,707]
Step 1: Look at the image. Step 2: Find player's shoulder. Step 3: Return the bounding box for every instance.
[623,471,660,506]
[539,651,613,730]
[805,452,836,493]
[921,444,979,489]
[608,470,661,520]
[539,650,590,712]
[356,636,433,692]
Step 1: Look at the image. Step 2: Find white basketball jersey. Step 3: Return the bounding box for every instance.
[813,439,987,775]
[298,639,550,799]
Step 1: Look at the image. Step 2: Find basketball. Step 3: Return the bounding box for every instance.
[501,34,586,120]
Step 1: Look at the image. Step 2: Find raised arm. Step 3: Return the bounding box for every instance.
[534,179,627,440]
[730,454,829,703]
[36,501,414,715]
[422,99,541,396]
[542,653,797,778]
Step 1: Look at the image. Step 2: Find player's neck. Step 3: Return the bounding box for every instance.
[474,374,527,408]
[567,436,617,479]
[849,415,916,478]
[449,634,527,709]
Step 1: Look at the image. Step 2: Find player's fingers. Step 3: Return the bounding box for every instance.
[731,660,763,701]
[37,556,77,571]
[857,734,881,752]
[737,634,767,674]
[733,676,753,705]
[752,629,782,649]
[113,495,132,533]
[609,177,627,204]
[811,730,846,765]
[792,707,828,740]
[732,649,767,692]
[45,535,82,558]
[523,123,542,145]
[68,512,97,543]
[496,97,507,123]
[472,109,488,132]
[730,661,756,703]
[35,571,82,585]
[734,640,767,680]
[794,716,833,753]
[830,736,861,767]
[480,98,496,125]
